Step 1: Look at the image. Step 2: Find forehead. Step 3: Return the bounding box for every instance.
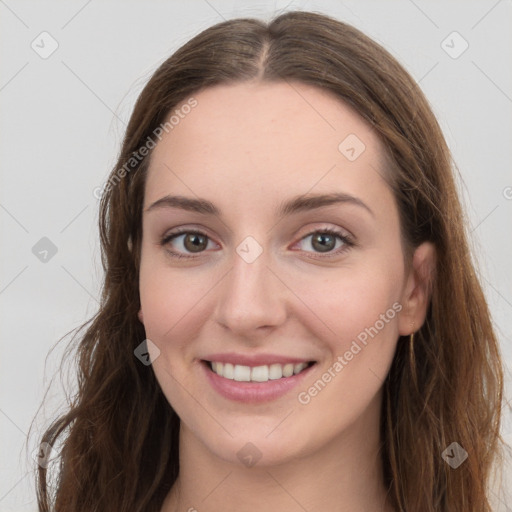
[144,81,390,213]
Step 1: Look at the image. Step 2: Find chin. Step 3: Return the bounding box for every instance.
[187,416,322,469]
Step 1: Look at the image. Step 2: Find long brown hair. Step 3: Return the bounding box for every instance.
[33,10,506,511]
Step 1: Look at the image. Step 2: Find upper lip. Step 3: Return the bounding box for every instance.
[202,353,315,367]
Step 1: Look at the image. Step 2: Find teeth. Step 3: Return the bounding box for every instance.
[223,363,234,379]
[209,361,311,382]
[251,365,269,382]
[283,363,294,377]
[269,363,282,380]
[294,363,307,375]
[233,364,251,381]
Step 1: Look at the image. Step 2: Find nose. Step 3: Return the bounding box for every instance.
[213,247,288,339]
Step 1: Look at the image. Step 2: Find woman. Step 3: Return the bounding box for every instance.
[35,10,506,512]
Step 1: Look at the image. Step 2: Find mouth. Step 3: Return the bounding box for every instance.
[202,359,317,383]
[199,352,319,403]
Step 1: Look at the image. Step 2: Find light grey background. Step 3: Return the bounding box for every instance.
[1,0,511,510]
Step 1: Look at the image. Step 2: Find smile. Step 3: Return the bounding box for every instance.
[207,360,314,382]
[201,359,317,403]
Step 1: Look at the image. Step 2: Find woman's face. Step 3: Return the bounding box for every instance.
[138,81,428,466]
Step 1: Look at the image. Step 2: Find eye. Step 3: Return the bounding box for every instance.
[160,226,355,260]
[294,228,354,258]
[160,229,216,259]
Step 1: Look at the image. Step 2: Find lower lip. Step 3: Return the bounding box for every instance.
[201,360,316,403]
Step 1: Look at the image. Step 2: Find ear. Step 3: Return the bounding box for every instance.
[138,308,144,324]
[398,241,436,336]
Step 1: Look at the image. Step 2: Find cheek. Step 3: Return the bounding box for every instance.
[294,262,402,346]
[139,254,211,342]
[138,262,209,415]
[292,275,401,440]
[290,260,403,415]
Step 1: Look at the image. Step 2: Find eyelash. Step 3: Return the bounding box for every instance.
[159,226,355,260]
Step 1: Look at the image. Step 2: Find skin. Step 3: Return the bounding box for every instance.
[137,81,435,512]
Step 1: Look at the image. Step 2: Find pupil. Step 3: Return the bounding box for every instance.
[186,234,207,252]
[313,233,334,252]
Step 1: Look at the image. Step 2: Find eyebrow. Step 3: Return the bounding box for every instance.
[144,192,374,218]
